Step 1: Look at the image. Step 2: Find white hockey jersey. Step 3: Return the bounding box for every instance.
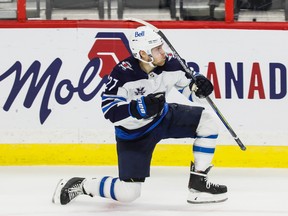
[101,54,193,140]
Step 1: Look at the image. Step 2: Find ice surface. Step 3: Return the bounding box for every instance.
[0,166,287,216]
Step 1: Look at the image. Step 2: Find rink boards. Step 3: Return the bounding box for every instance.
[1,144,288,167]
[0,24,287,167]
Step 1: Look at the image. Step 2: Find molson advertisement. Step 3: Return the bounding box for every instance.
[0,28,287,166]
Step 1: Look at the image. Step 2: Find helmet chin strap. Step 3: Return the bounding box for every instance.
[138,55,156,68]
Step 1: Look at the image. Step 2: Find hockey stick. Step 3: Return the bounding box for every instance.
[127,18,246,151]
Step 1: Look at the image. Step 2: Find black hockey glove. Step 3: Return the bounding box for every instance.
[189,74,213,98]
[130,92,165,119]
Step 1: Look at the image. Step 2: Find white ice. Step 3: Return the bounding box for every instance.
[0,166,287,216]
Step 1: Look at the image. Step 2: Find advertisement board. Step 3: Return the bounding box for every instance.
[0,27,287,166]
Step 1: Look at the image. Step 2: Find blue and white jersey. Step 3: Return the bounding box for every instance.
[101,54,193,140]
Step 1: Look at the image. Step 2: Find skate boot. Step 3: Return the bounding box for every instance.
[52,177,88,205]
[187,162,228,204]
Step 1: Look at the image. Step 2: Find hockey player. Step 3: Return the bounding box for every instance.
[52,26,227,205]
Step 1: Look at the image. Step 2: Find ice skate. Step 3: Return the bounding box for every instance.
[52,177,86,205]
[187,162,228,204]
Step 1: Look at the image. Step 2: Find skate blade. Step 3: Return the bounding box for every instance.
[52,179,68,204]
[187,192,228,204]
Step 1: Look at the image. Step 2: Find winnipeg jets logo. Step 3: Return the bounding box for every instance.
[135,87,146,95]
[120,61,133,71]
[166,52,174,61]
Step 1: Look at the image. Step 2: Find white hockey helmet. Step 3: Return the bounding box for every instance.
[129,26,163,60]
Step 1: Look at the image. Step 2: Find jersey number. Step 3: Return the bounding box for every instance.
[106,76,119,91]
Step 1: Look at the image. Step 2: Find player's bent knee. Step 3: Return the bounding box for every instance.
[115,181,141,202]
[197,109,219,136]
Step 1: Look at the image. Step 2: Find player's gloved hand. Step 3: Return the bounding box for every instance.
[189,74,213,98]
[129,92,165,119]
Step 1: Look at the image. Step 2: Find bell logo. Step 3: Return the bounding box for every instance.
[135,31,145,37]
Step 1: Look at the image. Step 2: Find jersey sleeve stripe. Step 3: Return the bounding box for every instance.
[102,94,127,102]
[102,100,127,114]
